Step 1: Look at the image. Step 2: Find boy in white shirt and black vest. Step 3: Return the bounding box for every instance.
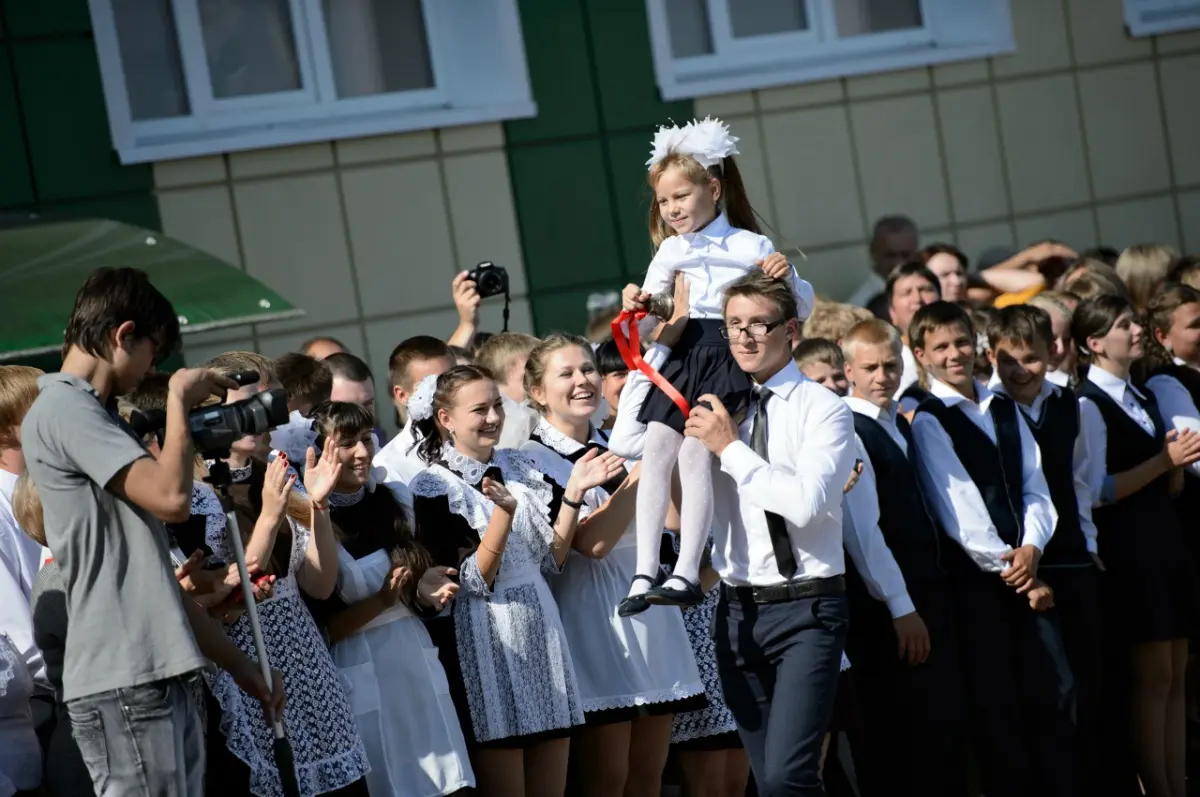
[985,304,1104,794]
[907,300,1076,797]
[836,319,968,797]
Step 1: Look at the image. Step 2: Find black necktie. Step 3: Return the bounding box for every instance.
[750,390,797,579]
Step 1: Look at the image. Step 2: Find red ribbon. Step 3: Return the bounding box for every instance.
[611,310,691,418]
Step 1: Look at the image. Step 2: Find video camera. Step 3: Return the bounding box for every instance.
[131,370,290,457]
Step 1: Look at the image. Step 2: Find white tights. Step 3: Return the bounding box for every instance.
[628,422,714,597]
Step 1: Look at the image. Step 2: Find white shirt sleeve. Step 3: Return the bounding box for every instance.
[607,343,671,459]
[841,436,915,618]
[639,242,678,296]
[910,412,1014,573]
[1146,373,1200,479]
[1073,402,1099,554]
[0,521,41,684]
[1077,397,1111,506]
[719,398,856,532]
[1015,413,1058,553]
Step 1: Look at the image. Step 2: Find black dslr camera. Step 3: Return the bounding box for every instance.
[467,261,509,299]
[131,370,290,457]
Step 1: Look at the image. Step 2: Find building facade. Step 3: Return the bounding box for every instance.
[1,0,1198,427]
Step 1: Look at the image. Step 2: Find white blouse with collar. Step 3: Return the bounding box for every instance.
[1144,358,1200,480]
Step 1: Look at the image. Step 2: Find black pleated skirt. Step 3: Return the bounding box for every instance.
[637,319,751,434]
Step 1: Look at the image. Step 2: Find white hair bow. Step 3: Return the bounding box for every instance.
[646,116,740,171]
[407,374,439,423]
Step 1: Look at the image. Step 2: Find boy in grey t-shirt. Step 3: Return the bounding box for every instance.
[21,267,284,796]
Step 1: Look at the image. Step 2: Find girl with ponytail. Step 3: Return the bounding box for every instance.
[611,118,815,614]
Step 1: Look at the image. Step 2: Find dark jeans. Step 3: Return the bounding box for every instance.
[955,569,1077,797]
[844,576,969,797]
[714,589,849,797]
[67,675,204,797]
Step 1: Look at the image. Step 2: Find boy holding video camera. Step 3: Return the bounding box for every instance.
[21,267,284,796]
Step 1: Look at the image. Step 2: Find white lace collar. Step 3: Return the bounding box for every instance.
[531,416,593,457]
[329,487,365,507]
[441,442,495,485]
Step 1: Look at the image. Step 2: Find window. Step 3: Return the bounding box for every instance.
[90,0,535,164]
[646,0,1015,100]
[1123,0,1200,36]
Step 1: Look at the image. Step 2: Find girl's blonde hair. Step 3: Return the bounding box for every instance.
[1116,243,1179,311]
[648,152,760,249]
[523,333,594,414]
[0,366,43,448]
[13,471,45,547]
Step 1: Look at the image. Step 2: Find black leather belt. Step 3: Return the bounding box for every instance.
[722,575,846,605]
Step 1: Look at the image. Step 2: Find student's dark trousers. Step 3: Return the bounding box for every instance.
[1040,564,1104,795]
[955,567,1078,797]
[714,584,849,797]
[844,573,969,797]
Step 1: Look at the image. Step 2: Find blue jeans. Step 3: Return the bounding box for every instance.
[67,675,204,796]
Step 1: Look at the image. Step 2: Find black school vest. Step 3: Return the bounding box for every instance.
[1021,387,1090,567]
[852,411,944,584]
[915,393,1025,549]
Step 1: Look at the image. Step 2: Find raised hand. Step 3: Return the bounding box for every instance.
[168,367,238,409]
[304,436,344,506]
[260,455,296,523]
[756,252,791,280]
[378,565,413,608]
[482,477,517,514]
[567,448,626,495]
[417,566,460,611]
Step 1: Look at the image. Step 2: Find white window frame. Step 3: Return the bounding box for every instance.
[646,0,1016,100]
[89,0,535,164]
[1123,0,1200,36]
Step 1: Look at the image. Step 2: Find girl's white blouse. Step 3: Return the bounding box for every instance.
[640,212,814,320]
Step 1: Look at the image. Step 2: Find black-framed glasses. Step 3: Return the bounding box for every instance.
[719,319,787,340]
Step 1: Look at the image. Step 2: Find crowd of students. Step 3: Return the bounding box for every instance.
[2,110,1200,797]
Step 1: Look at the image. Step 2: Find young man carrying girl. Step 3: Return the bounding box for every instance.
[907,300,1074,797]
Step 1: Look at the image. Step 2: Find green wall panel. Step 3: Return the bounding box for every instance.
[13,38,153,202]
[584,0,691,133]
[531,284,620,336]
[509,138,624,294]
[504,0,599,145]
[605,130,658,282]
[2,0,93,37]
[41,193,161,230]
[0,46,34,207]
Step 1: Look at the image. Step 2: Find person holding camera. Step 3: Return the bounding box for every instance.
[19,268,285,796]
[195,357,369,797]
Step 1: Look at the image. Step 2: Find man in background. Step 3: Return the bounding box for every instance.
[847,216,920,319]
[300,336,347,361]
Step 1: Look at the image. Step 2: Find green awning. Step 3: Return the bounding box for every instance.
[0,219,302,360]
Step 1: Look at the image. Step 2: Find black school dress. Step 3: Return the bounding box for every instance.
[1077,380,1198,642]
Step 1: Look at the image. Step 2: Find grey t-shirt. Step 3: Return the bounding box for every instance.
[21,373,206,702]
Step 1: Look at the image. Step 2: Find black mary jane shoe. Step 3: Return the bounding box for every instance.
[645,575,705,608]
[618,574,659,617]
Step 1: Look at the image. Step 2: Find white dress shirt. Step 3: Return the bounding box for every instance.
[1045,369,1071,388]
[640,212,814,322]
[986,373,1099,555]
[1078,365,1158,506]
[0,469,47,692]
[1144,358,1200,479]
[841,396,914,617]
[373,420,423,485]
[498,396,537,450]
[894,344,920,401]
[614,348,855,586]
[910,379,1058,573]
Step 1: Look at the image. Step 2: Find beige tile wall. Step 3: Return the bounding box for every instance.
[154,123,532,433]
[695,0,1200,300]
